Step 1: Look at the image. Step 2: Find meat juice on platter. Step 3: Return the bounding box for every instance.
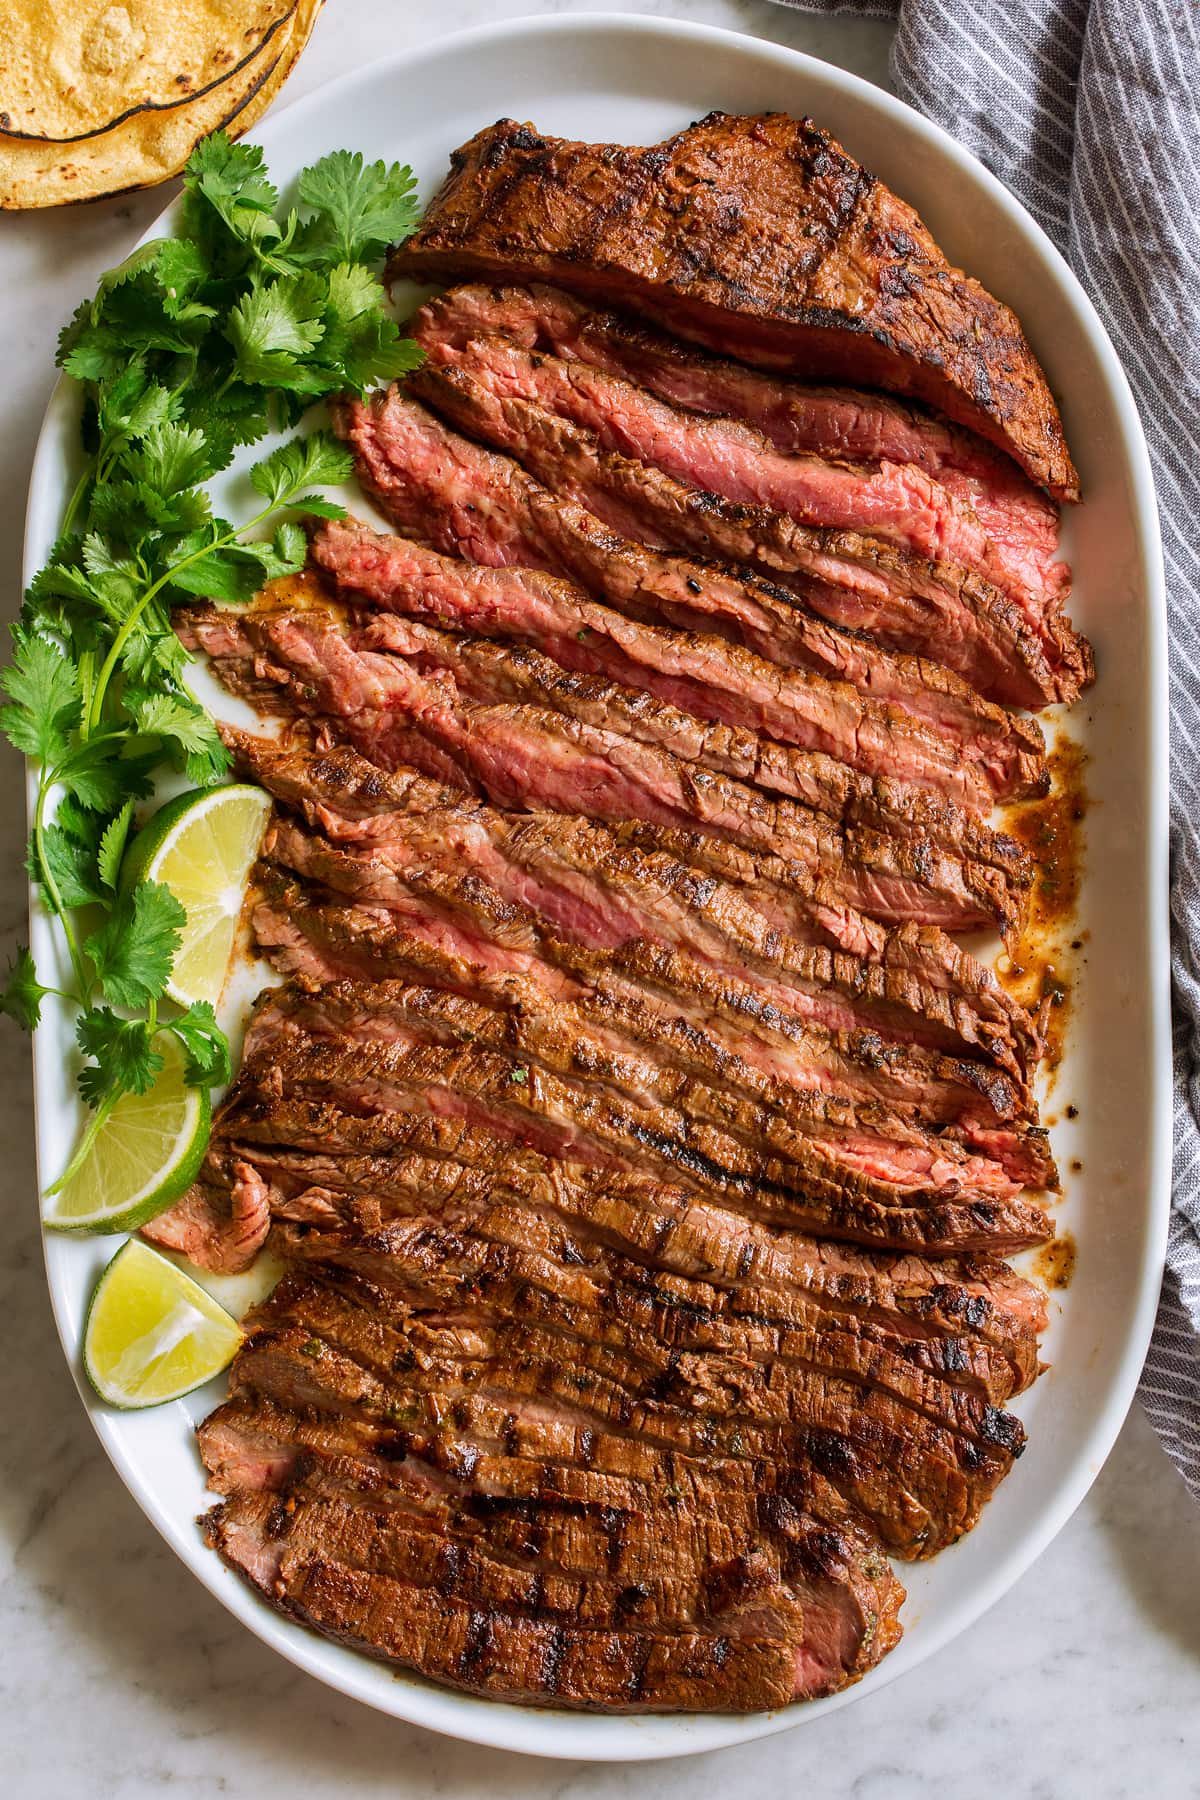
[151,113,1091,1712]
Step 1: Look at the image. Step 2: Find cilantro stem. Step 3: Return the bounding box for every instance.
[59,462,95,540]
[45,1082,120,1195]
[83,494,289,738]
[32,770,92,1003]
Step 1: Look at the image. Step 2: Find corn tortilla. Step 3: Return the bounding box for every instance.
[0,2,297,144]
[0,0,321,209]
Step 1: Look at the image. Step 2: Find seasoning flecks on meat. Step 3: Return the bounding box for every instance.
[175,107,1088,1713]
[389,113,1078,498]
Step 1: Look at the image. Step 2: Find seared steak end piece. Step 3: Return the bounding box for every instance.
[391,112,1078,500]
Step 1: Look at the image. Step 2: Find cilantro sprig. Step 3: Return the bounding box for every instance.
[0,133,422,1186]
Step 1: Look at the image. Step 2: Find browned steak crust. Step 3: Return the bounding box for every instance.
[390,113,1078,500]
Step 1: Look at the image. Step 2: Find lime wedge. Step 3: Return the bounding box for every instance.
[84,1238,243,1408]
[44,1032,209,1234]
[124,784,273,1008]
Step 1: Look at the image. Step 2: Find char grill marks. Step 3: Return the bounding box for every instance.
[308,507,1045,813]
[411,284,1063,579]
[183,116,1083,1710]
[405,360,1090,710]
[339,377,1079,712]
[230,739,1040,1078]
[226,977,1042,1218]
[180,601,1029,942]
[412,306,1061,621]
[389,113,1077,499]
[333,380,1049,744]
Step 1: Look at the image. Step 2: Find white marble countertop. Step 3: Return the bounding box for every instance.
[1,2,1198,1794]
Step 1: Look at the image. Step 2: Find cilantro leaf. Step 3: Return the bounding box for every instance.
[164,542,272,604]
[0,628,80,764]
[169,1001,231,1087]
[33,802,106,910]
[75,1008,163,1104]
[85,879,184,1010]
[126,690,229,784]
[88,242,169,324]
[87,476,210,542]
[58,735,151,813]
[7,132,429,1143]
[122,420,215,495]
[184,131,280,249]
[97,799,135,891]
[296,151,421,265]
[274,519,308,567]
[248,432,353,507]
[0,948,54,1031]
[226,275,326,387]
[153,238,215,322]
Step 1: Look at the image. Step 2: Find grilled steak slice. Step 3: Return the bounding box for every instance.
[249,875,1046,1173]
[241,870,1052,1186]
[353,616,1031,889]
[186,589,995,820]
[413,316,1063,615]
[311,509,1045,808]
[408,362,1091,707]
[209,1235,1023,1553]
[254,924,1053,1186]
[205,1134,1046,1380]
[242,1147,1048,1398]
[390,113,1077,499]
[205,1481,897,1709]
[222,1084,1049,1258]
[188,600,1025,938]
[257,803,1037,1074]
[334,389,1050,747]
[413,284,1063,575]
[221,1004,1026,1227]
[229,741,1030,1136]
[141,1161,271,1273]
[241,979,1031,1209]
[220,612,1029,892]
[267,1220,1026,1470]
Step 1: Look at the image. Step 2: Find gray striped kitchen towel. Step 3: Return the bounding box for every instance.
[773,0,1200,1494]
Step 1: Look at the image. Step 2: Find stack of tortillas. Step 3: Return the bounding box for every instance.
[0,0,323,208]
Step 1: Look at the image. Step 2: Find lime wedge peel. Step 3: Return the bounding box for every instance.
[84,1238,244,1409]
[124,784,274,1010]
[43,1031,209,1235]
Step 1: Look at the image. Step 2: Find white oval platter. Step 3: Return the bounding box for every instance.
[24,11,1170,1764]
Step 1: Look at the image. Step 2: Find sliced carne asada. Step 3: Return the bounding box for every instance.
[239,978,1032,1211]
[220,599,1030,894]
[246,859,1045,1172]
[407,362,1091,707]
[213,1031,1044,1251]
[185,601,1025,938]
[310,509,1046,804]
[344,614,1031,886]
[205,1479,900,1710]
[240,905,1054,1187]
[232,1255,1022,1528]
[185,100,1076,1718]
[412,284,1064,578]
[259,1216,1028,1470]
[244,1150,1048,1400]
[186,578,998,818]
[204,1228,1023,1555]
[390,113,1078,498]
[333,388,1053,740]
[255,799,1038,1075]
[188,1135,1046,1389]
[412,318,1063,617]
[223,728,1036,1142]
